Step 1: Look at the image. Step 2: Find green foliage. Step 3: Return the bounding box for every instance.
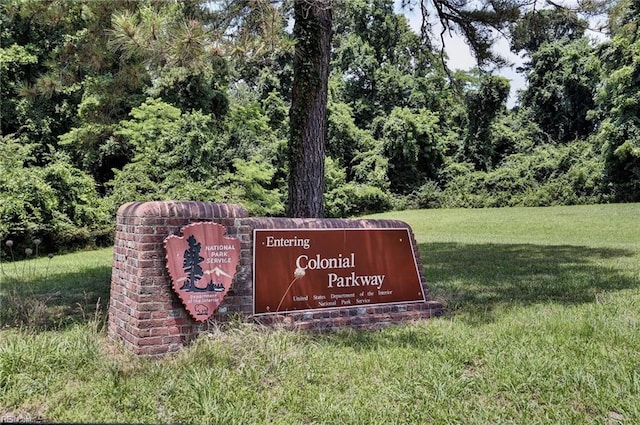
[0,42,38,137]
[1,0,149,183]
[39,153,112,247]
[0,139,57,240]
[0,0,84,149]
[324,157,393,217]
[323,156,347,192]
[441,141,605,208]
[105,99,212,210]
[209,0,294,95]
[592,35,640,201]
[489,109,549,161]
[214,159,285,216]
[350,142,390,190]
[108,3,218,79]
[325,183,394,218]
[332,0,445,128]
[521,39,600,143]
[377,107,445,194]
[326,101,379,179]
[0,136,109,253]
[404,180,445,209]
[106,98,285,216]
[510,8,588,57]
[2,0,640,245]
[261,90,289,138]
[460,74,510,170]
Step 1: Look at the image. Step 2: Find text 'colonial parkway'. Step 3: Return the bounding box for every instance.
[253,228,426,314]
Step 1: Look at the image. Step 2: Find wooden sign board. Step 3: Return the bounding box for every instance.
[165,222,240,322]
[253,228,425,315]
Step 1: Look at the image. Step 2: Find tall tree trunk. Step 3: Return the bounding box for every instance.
[288,0,333,218]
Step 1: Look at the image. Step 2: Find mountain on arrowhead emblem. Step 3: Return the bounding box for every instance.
[164,222,241,322]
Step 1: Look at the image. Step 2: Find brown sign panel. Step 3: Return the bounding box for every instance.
[253,228,425,315]
[165,222,240,322]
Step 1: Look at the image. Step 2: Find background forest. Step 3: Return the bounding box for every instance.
[1,0,639,254]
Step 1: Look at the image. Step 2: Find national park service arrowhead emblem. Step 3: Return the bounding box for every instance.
[164,222,240,322]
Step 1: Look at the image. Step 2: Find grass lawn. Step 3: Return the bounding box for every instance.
[1,203,639,424]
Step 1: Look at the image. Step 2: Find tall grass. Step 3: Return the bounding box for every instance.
[1,204,639,424]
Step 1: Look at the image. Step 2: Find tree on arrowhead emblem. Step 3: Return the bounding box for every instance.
[181,235,204,291]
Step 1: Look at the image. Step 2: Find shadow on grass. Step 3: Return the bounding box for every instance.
[420,242,639,321]
[319,242,639,350]
[0,265,111,331]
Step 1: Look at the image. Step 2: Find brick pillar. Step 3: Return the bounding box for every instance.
[107,201,248,356]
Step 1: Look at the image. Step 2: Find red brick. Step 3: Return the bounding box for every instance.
[135,234,164,243]
[149,327,171,337]
[162,335,184,345]
[138,303,165,312]
[109,201,444,357]
[137,336,163,346]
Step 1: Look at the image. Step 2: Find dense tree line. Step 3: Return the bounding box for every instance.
[1,0,639,253]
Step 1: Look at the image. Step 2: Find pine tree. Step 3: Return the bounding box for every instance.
[181,235,204,291]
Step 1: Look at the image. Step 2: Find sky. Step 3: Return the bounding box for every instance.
[442,32,526,108]
[396,2,526,108]
[396,0,611,108]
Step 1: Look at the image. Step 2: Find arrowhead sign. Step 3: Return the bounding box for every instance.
[164,222,240,322]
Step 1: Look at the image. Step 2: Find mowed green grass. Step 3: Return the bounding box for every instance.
[0,247,112,330]
[390,203,640,320]
[1,203,639,424]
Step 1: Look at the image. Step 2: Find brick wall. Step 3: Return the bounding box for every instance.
[108,201,443,356]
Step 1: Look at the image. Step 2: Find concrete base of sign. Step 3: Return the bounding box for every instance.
[108,201,444,356]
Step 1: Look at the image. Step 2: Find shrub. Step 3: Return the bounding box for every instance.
[105,98,285,216]
[405,180,444,209]
[325,183,394,218]
[378,107,445,194]
[440,140,605,208]
[0,137,110,253]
